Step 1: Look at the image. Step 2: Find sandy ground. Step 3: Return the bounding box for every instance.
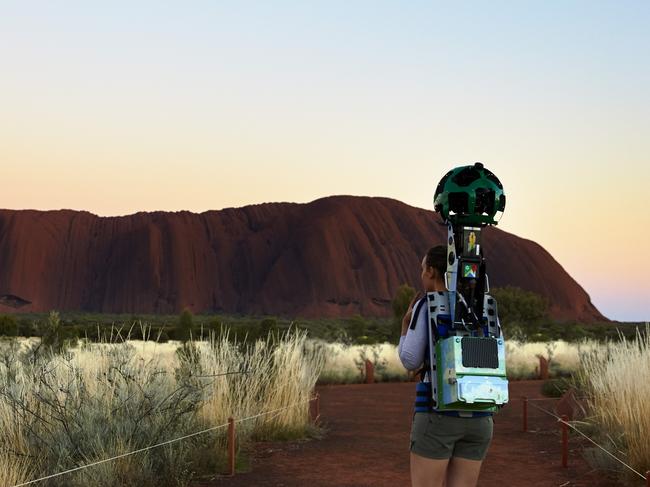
[200,380,620,487]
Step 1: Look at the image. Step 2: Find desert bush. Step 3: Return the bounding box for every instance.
[259,318,278,337]
[0,327,324,486]
[491,286,548,325]
[176,309,194,343]
[346,315,368,341]
[0,339,207,486]
[35,311,69,353]
[0,315,18,337]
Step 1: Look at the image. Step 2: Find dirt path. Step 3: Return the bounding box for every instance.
[206,381,619,486]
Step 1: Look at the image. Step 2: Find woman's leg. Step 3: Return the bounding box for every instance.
[445,414,492,486]
[410,452,449,487]
[445,457,483,487]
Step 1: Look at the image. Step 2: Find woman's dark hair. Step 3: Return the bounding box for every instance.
[425,245,447,279]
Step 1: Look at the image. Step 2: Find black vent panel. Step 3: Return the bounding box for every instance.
[461,337,499,369]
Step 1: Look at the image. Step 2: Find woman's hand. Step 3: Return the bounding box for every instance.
[401,292,422,336]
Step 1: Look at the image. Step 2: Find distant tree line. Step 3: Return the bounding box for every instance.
[0,286,638,344]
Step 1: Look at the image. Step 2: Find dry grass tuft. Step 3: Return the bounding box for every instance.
[575,325,650,481]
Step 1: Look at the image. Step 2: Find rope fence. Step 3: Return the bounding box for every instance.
[9,389,320,487]
[521,395,649,485]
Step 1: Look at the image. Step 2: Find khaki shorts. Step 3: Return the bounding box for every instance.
[410,412,493,461]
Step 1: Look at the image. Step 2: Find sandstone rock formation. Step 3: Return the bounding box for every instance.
[0,196,605,321]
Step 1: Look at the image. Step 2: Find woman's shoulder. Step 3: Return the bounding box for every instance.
[414,291,449,305]
[414,295,428,307]
[419,291,449,302]
[411,296,428,322]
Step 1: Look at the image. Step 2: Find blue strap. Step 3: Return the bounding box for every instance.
[409,297,427,330]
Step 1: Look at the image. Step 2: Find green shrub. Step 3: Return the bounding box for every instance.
[37,311,69,354]
[17,318,35,337]
[177,308,194,343]
[491,286,554,341]
[0,315,18,336]
[259,318,278,337]
[346,315,368,340]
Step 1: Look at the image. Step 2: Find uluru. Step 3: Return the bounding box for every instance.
[0,196,605,322]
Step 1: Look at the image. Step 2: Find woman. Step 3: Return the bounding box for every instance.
[398,245,493,487]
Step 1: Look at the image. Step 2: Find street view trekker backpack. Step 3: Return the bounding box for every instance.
[417,163,509,414]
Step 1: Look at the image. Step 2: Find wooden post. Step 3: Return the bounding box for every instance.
[310,393,321,423]
[309,394,314,422]
[228,416,236,476]
[561,415,568,468]
[365,359,374,384]
[539,356,549,380]
[522,396,528,432]
[645,470,649,487]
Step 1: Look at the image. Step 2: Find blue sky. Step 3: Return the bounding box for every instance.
[1,1,649,321]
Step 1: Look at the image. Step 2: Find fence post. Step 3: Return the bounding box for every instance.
[561,415,568,468]
[228,416,236,476]
[522,396,528,432]
[539,356,549,380]
[365,359,374,384]
[646,471,649,487]
[310,393,321,423]
[309,394,314,422]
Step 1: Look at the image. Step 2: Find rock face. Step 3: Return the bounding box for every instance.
[0,196,605,322]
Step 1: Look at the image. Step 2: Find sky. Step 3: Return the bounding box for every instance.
[1,1,648,322]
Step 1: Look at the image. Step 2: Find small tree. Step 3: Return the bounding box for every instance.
[347,315,368,341]
[0,315,18,336]
[28,311,68,357]
[490,286,548,323]
[491,286,548,340]
[177,308,194,343]
[259,318,278,338]
[490,286,551,341]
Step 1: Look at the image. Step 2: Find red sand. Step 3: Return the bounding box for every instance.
[203,380,619,487]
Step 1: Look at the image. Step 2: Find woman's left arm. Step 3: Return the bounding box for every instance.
[398,295,427,371]
[400,294,418,337]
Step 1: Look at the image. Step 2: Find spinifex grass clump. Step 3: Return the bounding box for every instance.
[192,327,325,442]
[575,325,650,482]
[0,325,324,486]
